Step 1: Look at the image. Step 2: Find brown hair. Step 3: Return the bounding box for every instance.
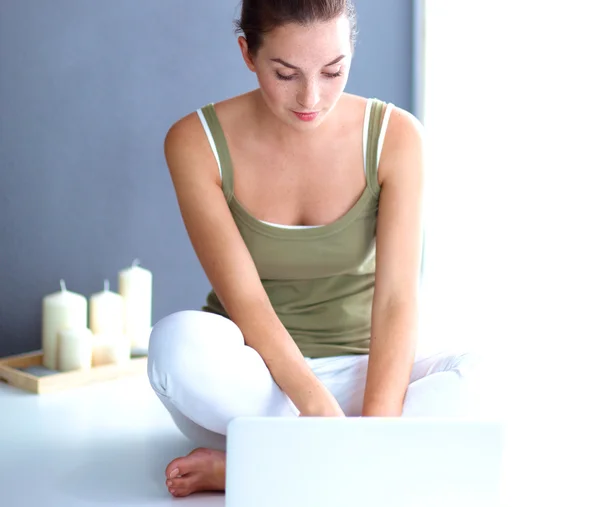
[235,0,358,55]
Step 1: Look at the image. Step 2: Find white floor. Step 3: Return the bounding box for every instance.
[0,373,225,507]
[2,357,598,506]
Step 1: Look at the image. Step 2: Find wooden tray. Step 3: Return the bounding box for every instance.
[0,350,148,394]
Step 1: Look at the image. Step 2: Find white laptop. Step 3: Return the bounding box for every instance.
[225,416,506,507]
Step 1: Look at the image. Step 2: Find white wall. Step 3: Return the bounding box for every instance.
[420,1,600,502]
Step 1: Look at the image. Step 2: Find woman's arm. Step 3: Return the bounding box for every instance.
[165,114,343,417]
[362,107,425,416]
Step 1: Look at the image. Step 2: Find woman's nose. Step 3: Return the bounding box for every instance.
[297,80,320,110]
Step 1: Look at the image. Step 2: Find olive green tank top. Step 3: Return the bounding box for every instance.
[199,98,393,358]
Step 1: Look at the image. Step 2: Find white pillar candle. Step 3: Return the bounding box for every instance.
[90,280,125,335]
[119,259,153,350]
[57,328,93,372]
[42,280,87,370]
[92,333,131,367]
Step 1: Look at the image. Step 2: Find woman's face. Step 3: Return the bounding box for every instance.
[240,15,353,131]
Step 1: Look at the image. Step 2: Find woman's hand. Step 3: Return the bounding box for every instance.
[298,389,346,417]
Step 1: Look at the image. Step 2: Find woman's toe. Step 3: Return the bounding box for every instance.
[165,458,184,479]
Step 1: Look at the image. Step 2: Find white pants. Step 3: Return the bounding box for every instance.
[147,310,481,452]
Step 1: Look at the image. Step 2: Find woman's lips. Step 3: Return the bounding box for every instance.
[293,111,319,122]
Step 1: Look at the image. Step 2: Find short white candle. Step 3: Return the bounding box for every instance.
[42,280,87,370]
[119,259,153,350]
[90,280,125,335]
[92,333,131,367]
[57,328,93,372]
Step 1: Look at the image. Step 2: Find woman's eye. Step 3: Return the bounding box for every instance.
[276,72,295,81]
[276,70,343,81]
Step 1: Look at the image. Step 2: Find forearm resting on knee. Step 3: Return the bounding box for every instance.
[237,304,341,416]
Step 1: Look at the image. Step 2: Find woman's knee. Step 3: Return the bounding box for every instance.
[147,310,244,392]
[149,310,243,356]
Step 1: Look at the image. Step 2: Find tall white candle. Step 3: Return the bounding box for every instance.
[119,259,152,350]
[90,280,125,335]
[58,328,93,372]
[42,280,87,370]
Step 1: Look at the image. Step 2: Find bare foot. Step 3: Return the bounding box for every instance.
[164,448,226,497]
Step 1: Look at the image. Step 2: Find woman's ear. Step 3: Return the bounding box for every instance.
[238,36,257,73]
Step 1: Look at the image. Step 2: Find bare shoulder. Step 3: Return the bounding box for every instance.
[163,110,221,186]
[337,93,421,137]
[378,105,425,184]
[338,94,425,182]
[163,90,255,180]
[386,105,424,140]
[341,93,423,139]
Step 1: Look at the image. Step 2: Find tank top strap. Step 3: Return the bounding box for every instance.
[200,104,235,203]
[365,98,388,199]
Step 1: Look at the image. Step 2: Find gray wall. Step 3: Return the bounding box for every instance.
[0,0,415,357]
